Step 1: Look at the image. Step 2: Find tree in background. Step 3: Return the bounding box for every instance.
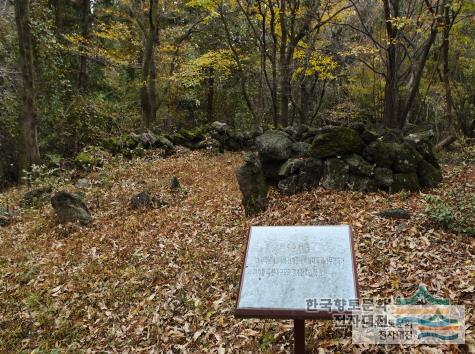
[14,0,40,173]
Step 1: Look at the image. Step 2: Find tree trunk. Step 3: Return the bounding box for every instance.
[278,0,289,127]
[399,26,437,126]
[442,0,455,133]
[141,0,159,131]
[15,0,40,172]
[78,0,91,90]
[206,67,214,122]
[382,0,401,129]
[52,0,64,35]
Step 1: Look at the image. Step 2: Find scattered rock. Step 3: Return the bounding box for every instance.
[322,158,349,190]
[255,130,292,161]
[130,191,153,209]
[379,208,411,220]
[130,191,166,209]
[20,186,52,208]
[169,176,181,190]
[51,191,92,225]
[236,153,268,216]
[312,126,365,158]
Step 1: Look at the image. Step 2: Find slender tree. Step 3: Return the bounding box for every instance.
[14,0,40,172]
[78,0,91,90]
[350,0,441,129]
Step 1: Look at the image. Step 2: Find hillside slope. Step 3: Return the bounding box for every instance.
[0,149,473,353]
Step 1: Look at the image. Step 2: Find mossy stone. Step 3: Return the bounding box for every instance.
[363,141,399,168]
[393,144,422,173]
[417,160,442,187]
[391,173,420,193]
[312,127,365,158]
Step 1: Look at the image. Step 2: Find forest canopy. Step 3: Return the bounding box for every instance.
[0,0,474,187]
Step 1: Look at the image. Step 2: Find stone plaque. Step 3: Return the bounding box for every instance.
[236,225,359,319]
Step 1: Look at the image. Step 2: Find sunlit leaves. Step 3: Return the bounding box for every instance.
[172,49,237,87]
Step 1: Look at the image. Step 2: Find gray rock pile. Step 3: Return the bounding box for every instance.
[236,124,442,213]
[101,122,262,156]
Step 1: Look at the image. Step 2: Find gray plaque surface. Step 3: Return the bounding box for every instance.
[236,225,358,316]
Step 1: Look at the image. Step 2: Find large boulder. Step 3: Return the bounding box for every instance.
[51,191,92,225]
[277,158,323,195]
[256,130,292,161]
[236,153,268,216]
[391,173,420,193]
[345,154,373,177]
[312,127,365,158]
[322,158,349,190]
[417,160,442,187]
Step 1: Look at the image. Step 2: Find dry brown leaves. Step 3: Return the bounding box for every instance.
[0,149,473,353]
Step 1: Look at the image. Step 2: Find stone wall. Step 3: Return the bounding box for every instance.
[252,124,442,195]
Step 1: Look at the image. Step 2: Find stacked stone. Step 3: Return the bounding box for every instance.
[252,125,441,195]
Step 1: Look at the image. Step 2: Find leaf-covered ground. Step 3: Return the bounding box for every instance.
[0,149,474,353]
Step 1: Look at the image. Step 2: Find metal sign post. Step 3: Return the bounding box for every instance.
[235,225,360,352]
[294,319,305,354]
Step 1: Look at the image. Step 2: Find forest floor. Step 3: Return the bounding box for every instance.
[0,147,474,353]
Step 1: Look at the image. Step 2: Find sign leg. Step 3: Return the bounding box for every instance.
[294,319,305,354]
